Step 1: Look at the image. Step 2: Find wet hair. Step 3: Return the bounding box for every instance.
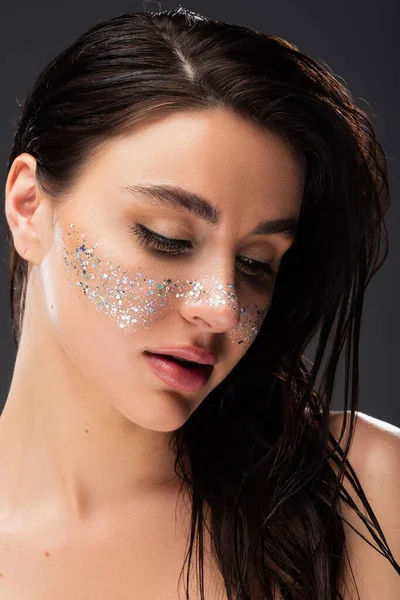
[4,7,399,600]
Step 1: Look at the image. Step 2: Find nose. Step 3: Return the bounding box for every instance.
[179,275,241,333]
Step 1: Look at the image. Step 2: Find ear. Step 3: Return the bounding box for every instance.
[5,153,50,269]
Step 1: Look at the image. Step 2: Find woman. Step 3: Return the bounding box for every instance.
[0,7,398,599]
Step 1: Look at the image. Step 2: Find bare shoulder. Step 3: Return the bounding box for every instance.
[328,410,400,599]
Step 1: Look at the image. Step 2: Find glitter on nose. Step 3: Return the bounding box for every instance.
[63,224,269,345]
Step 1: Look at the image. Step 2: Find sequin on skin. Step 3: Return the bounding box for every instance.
[61,223,269,348]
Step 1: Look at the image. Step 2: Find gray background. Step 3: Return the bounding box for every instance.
[0,1,398,426]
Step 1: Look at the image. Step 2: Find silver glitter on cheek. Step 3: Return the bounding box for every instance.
[62,223,270,347]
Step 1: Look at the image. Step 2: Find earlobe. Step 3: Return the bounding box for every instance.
[5,153,43,264]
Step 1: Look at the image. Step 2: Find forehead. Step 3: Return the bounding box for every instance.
[79,108,305,217]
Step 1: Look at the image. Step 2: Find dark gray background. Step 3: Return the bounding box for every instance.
[0,1,398,426]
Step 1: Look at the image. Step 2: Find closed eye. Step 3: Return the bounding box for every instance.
[129,224,277,282]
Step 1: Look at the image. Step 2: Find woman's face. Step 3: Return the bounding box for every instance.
[38,108,304,431]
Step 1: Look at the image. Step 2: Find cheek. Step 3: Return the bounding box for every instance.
[40,245,153,423]
[59,222,179,335]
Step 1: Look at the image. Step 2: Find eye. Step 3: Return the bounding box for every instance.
[130,224,277,282]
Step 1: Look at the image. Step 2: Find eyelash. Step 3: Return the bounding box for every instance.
[130,224,277,282]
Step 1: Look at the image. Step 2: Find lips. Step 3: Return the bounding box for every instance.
[144,352,213,392]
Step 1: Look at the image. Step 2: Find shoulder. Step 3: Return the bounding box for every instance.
[328,410,400,599]
[328,410,400,477]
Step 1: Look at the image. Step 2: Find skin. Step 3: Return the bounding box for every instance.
[1,107,305,508]
[4,107,398,599]
[0,108,304,598]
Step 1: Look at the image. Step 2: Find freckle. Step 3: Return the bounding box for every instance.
[44,551,50,556]
[85,428,90,433]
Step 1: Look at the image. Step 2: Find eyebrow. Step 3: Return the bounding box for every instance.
[121,183,298,240]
